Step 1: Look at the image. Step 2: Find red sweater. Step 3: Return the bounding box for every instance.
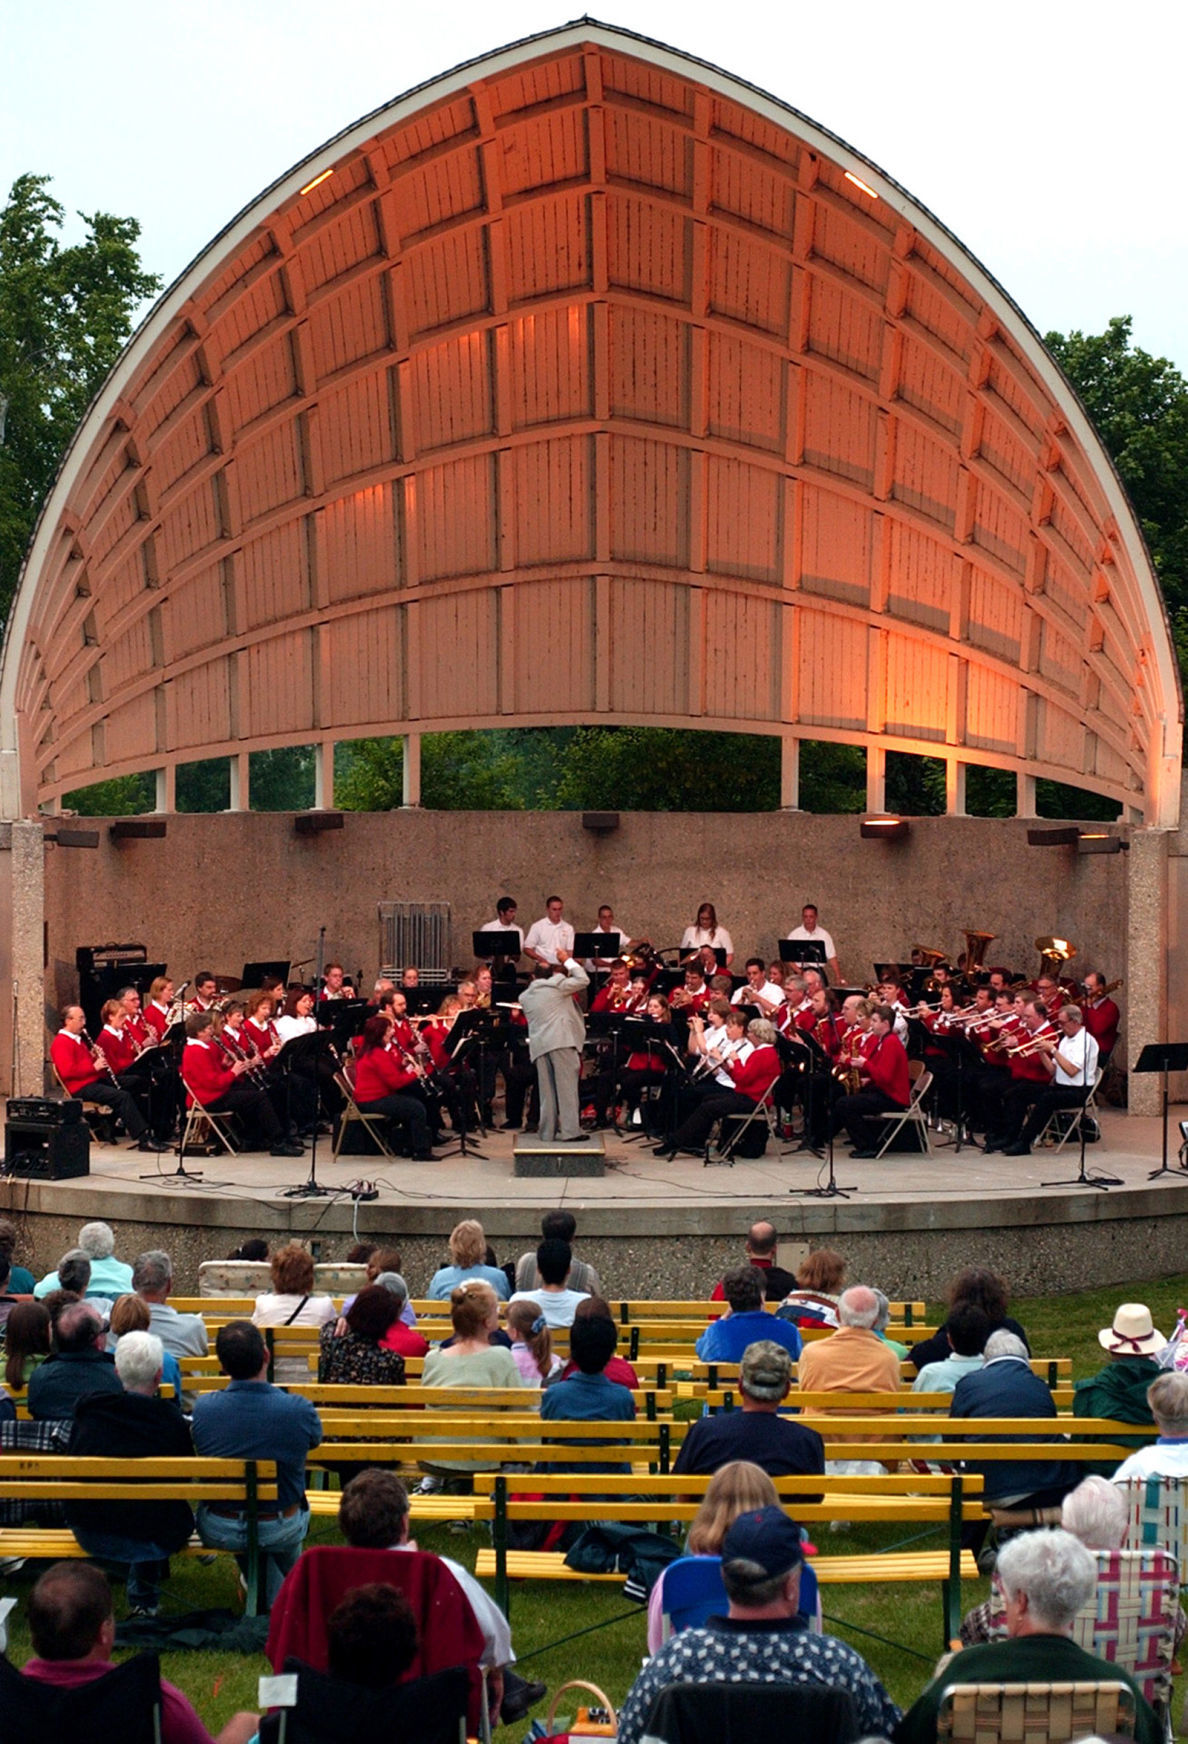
[727,1045,781,1102]
[1082,998,1119,1057]
[51,1031,102,1096]
[182,1038,236,1107]
[143,1001,171,1040]
[354,1045,419,1102]
[861,1032,910,1106]
[99,1025,137,1075]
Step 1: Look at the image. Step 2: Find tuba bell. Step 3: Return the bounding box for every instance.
[1035,935,1076,975]
[961,930,996,975]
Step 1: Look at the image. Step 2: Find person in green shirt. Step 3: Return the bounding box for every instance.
[895,1528,1160,1744]
[1073,1302,1164,1470]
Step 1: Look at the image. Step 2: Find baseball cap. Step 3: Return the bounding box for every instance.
[722,1505,803,1578]
[739,1339,793,1402]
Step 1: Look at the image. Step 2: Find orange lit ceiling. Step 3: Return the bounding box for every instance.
[1,20,1179,820]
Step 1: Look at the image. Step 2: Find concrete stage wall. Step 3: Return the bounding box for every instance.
[44,809,1129,1031]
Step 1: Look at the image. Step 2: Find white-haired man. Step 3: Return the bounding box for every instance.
[35,1220,133,1300]
[895,1528,1159,1743]
[796,1284,901,1396]
[1114,1370,1188,1482]
[65,1330,194,1616]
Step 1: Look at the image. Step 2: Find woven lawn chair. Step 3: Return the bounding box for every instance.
[1119,1474,1188,1580]
[1070,1546,1178,1729]
[936,1678,1135,1742]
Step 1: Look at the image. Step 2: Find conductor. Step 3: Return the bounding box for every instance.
[518,955,590,1144]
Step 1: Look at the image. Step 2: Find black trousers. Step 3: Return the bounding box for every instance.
[357,1093,431,1152]
[79,1078,147,1139]
[1015,1083,1088,1148]
[833,1088,900,1151]
[671,1090,757,1151]
[207,1079,282,1143]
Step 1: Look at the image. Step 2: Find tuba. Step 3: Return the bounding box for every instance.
[962,930,996,975]
[1036,935,1076,976]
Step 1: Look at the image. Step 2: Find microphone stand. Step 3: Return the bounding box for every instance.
[282,926,332,1199]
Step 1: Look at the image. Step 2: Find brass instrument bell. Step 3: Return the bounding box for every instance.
[1035,935,1076,973]
[961,930,996,973]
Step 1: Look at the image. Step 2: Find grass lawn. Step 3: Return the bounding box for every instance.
[2,1268,1184,1734]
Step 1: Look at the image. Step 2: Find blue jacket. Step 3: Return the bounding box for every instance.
[951,1356,1077,1502]
[695,1311,802,1365]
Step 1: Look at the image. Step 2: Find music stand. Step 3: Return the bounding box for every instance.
[783,939,825,964]
[242,960,291,990]
[789,1029,856,1199]
[280,926,332,1200]
[435,1012,489,1161]
[574,931,620,961]
[472,930,520,959]
[1134,1043,1188,1180]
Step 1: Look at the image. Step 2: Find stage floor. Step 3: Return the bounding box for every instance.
[3,1102,1188,1302]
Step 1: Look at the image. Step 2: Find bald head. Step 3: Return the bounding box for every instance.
[838,1285,879,1329]
[747,1221,778,1257]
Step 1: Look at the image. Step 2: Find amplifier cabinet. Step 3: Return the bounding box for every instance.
[4,1118,90,1179]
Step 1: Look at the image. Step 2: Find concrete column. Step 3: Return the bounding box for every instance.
[780,736,800,810]
[314,740,335,809]
[866,746,886,814]
[1017,772,1037,818]
[10,819,45,1097]
[1126,828,1168,1117]
[945,759,967,817]
[155,766,175,813]
[228,752,250,811]
[402,733,422,808]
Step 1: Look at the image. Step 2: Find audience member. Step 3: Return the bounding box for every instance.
[133,1251,208,1359]
[2,1298,51,1401]
[909,1267,1028,1372]
[673,1342,825,1481]
[106,1294,184,1402]
[341,1246,417,1327]
[694,1267,803,1364]
[646,1460,781,1650]
[796,1285,901,1397]
[1113,1370,1188,1481]
[66,1330,194,1615]
[417,1283,526,1491]
[336,1470,547,1722]
[507,1298,563,1385]
[370,1273,428,1358]
[227,1239,270,1262]
[510,1238,590,1328]
[514,1211,602,1297]
[252,1243,337,1381]
[35,1221,132,1300]
[317,1285,406,1385]
[324,1582,418,1690]
[895,1529,1159,1744]
[1073,1303,1164,1440]
[27,1300,121,1421]
[776,1248,846,1330]
[50,1249,113,1322]
[191,1320,322,1606]
[428,1221,510,1301]
[950,1330,1078,1546]
[0,1217,35,1293]
[0,1253,22,1334]
[559,1298,639,1388]
[709,1221,797,1302]
[911,1304,991,1395]
[19,1561,257,1744]
[540,1314,635,1474]
[617,1504,900,1744]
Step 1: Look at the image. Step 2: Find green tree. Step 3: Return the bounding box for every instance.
[1046,316,1188,677]
[554,726,780,811]
[336,732,527,811]
[0,173,160,622]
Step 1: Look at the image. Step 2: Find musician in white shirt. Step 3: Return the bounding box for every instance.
[587,905,636,971]
[730,959,784,1016]
[523,896,576,969]
[784,904,841,985]
[688,1005,751,1091]
[999,1004,1100,1156]
[480,897,524,957]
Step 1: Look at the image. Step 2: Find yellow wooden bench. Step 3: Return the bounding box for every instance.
[0,1455,278,1613]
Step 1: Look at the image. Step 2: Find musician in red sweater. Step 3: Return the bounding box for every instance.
[831,1003,910,1157]
[182,1012,303,1156]
[350,1014,437,1160]
[49,1005,165,1151]
[654,1018,782,1158]
[1080,971,1120,1061]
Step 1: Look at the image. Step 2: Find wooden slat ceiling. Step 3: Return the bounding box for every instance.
[3,22,1180,820]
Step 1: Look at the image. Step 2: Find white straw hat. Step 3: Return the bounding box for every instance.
[1098,1303,1164,1357]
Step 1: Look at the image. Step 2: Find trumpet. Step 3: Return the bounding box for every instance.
[1003,1023,1058,1058]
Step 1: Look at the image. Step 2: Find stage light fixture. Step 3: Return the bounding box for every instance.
[110,819,167,841]
[294,810,344,835]
[1077,832,1127,854]
[582,812,620,833]
[859,816,910,841]
[298,168,334,196]
[1026,826,1080,847]
[44,827,99,849]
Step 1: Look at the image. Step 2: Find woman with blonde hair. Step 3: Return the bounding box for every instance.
[417,1279,527,1492]
[647,1461,798,1650]
[427,1219,509,1301]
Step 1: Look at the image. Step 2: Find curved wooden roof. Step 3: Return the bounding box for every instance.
[1,21,1180,821]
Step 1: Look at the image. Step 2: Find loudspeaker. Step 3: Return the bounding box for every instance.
[4,1118,90,1179]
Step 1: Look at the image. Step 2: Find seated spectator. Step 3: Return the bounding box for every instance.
[514,1211,601,1297]
[335,1470,547,1723]
[694,1267,803,1365]
[66,1330,194,1616]
[19,1561,258,1744]
[1114,1370,1188,1481]
[617,1504,900,1744]
[647,1459,781,1649]
[133,1250,208,1359]
[509,1238,590,1329]
[1074,1303,1164,1444]
[895,1529,1159,1744]
[508,1298,563,1386]
[673,1341,825,1481]
[911,1304,992,1394]
[191,1320,322,1607]
[775,1248,846,1330]
[959,1475,1128,1646]
[36,1221,132,1300]
[227,1238,270,1262]
[0,1252,24,1335]
[371,1273,428,1358]
[50,1249,113,1323]
[27,1300,122,1421]
[252,1243,337,1382]
[417,1283,526,1492]
[872,1287,910,1360]
[342,1247,417,1327]
[0,1217,35,1294]
[317,1285,406,1386]
[797,1284,901,1398]
[107,1294,184,1405]
[540,1313,636,1474]
[559,1297,639,1389]
[428,1221,510,1302]
[2,1298,51,1408]
[710,1221,797,1303]
[325,1581,419,1688]
[951,1329,1079,1550]
[909,1266,1028,1372]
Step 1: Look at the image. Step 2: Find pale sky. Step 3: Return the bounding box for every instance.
[3,0,1186,372]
